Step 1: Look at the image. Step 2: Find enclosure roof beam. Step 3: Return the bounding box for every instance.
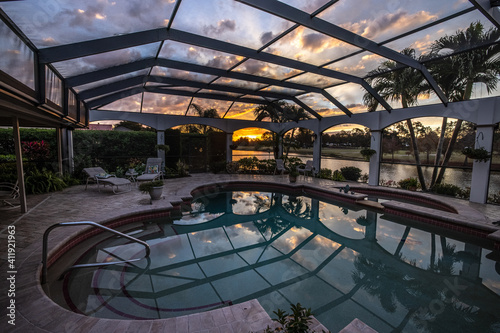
[86,86,267,109]
[79,75,297,101]
[237,0,448,106]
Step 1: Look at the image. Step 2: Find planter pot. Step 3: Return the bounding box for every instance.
[289,175,297,183]
[149,186,163,200]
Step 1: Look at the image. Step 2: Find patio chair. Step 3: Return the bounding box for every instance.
[137,158,164,182]
[274,158,286,175]
[0,181,20,209]
[83,167,131,194]
[296,160,316,177]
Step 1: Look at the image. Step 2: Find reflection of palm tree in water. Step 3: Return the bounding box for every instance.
[352,251,497,333]
[252,193,312,236]
[282,195,312,219]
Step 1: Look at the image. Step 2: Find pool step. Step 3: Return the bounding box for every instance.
[356,200,384,210]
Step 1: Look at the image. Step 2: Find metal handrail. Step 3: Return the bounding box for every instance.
[42,221,151,284]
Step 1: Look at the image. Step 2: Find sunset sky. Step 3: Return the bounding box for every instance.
[1,0,497,139]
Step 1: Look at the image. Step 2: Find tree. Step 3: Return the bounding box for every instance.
[179,104,220,134]
[364,48,429,190]
[382,127,402,163]
[428,22,500,185]
[253,101,310,159]
[115,120,151,131]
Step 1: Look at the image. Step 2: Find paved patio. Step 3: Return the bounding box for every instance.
[1,173,499,332]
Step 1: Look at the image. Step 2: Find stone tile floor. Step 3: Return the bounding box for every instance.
[0,173,499,332]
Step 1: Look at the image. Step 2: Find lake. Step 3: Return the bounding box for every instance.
[232,150,500,199]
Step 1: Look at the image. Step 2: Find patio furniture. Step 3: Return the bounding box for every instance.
[137,158,164,182]
[0,181,20,209]
[296,160,316,177]
[83,167,131,194]
[274,158,286,175]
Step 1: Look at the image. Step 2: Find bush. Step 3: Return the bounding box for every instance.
[398,177,419,190]
[332,170,345,181]
[431,183,462,197]
[265,303,313,333]
[25,169,66,194]
[318,168,332,179]
[257,159,276,174]
[238,157,259,173]
[340,166,362,181]
[209,160,227,174]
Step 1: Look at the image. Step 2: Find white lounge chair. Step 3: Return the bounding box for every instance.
[137,158,164,182]
[0,181,20,209]
[83,167,131,194]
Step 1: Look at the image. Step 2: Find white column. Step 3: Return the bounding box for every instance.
[67,129,74,173]
[470,125,494,203]
[368,130,382,186]
[226,132,233,163]
[12,117,27,213]
[56,127,63,174]
[157,130,165,167]
[312,132,321,175]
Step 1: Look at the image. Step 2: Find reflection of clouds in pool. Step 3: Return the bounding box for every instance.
[231,191,271,215]
[174,212,223,225]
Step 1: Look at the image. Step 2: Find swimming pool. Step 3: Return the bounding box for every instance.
[46,187,500,333]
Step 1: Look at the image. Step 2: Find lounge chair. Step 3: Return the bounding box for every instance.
[296,160,316,177]
[274,158,286,175]
[83,167,131,194]
[0,181,20,209]
[136,158,164,182]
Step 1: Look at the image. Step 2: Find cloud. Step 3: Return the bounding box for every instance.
[205,55,240,69]
[345,10,437,41]
[260,31,276,45]
[204,19,236,36]
[63,4,106,28]
[301,33,329,51]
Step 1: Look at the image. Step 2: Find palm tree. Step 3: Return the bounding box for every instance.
[253,101,310,159]
[180,103,220,134]
[363,48,428,190]
[428,22,500,185]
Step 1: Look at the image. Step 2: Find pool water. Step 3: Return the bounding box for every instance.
[56,190,500,333]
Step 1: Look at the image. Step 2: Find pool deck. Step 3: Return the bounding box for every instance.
[1,173,500,332]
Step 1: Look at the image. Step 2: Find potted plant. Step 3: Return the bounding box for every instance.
[288,169,299,183]
[360,148,377,161]
[155,144,170,153]
[139,180,164,200]
[461,147,491,162]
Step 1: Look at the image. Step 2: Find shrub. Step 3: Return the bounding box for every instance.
[209,160,227,174]
[431,183,462,197]
[318,168,332,179]
[176,159,189,177]
[489,191,500,204]
[257,159,276,174]
[332,170,345,181]
[360,173,369,183]
[238,157,259,173]
[25,169,66,194]
[265,303,313,333]
[340,166,362,181]
[398,177,419,190]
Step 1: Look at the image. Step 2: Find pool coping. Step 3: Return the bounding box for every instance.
[4,178,500,332]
